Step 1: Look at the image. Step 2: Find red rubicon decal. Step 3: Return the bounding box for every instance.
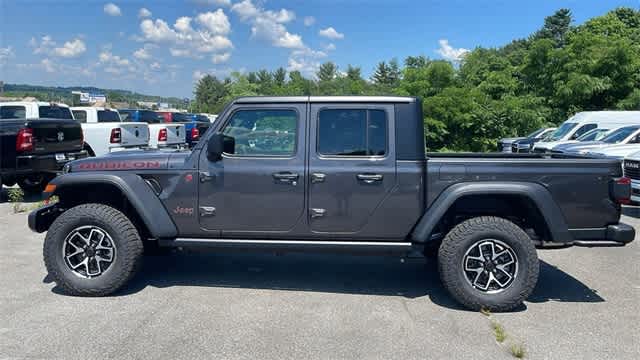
[78,160,162,170]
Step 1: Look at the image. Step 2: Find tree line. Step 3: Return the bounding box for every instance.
[193,8,640,152]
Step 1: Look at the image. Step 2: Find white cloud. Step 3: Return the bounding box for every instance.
[303,16,315,26]
[0,46,15,64]
[53,38,86,58]
[192,0,231,6]
[211,52,231,64]
[133,44,155,60]
[30,35,56,54]
[104,3,122,17]
[231,0,303,49]
[41,58,56,73]
[319,27,344,40]
[138,8,152,18]
[196,10,231,35]
[139,12,233,59]
[287,48,327,77]
[324,43,336,51]
[193,70,207,81]
[436,39,469,62]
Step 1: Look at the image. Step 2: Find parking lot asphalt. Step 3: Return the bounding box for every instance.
[0,195,638,360]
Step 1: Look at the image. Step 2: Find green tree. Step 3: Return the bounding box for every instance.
[194,74,229,114]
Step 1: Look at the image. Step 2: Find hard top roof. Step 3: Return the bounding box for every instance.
[233,96,417,104]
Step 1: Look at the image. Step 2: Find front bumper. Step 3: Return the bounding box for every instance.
[28,203,61,233]
[14,150,88,175]
[568,223,635,247]
[630,180,640,203]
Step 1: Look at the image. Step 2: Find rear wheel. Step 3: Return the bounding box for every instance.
[17,173,54,194]
[43,203,143,296]
[438,216,539,311]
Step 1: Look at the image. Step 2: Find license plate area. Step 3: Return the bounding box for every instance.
[55,153,66,162]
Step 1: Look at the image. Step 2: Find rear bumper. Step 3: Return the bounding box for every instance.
[11,150,88,175]
[568,223,635,246]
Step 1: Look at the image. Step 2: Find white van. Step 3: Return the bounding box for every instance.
[71,107,150,157]
[533,111,640,152]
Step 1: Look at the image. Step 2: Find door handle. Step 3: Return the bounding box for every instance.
[310,208,326,218]
[357,174,383,183]
[273,172,299,185]
[311,173,326,183]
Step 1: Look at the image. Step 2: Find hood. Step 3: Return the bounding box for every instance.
[499,137,525,144]
[553,141,604,153]
[68,148,191,172]
[587,144,640,159]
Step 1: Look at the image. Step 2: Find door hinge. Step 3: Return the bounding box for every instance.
[310,208,326,218]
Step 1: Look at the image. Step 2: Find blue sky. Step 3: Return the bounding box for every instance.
[1,0,638,98]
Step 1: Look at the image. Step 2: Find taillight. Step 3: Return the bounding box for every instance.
[16,128,34,152]
[110,128,122,143]
[191,127,200,141]
[612,177,631,205]
[158,128,168,142]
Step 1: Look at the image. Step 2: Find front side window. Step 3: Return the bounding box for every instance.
[0,106,26,119]
[570,124,597,140]
[317,109,387,156]
[39,106,73,119]
[97,110,121,123]
[72,110,87,123]
[222,109,297,156]
[602,126,640,144]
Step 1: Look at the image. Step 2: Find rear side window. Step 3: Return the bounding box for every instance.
[140,111,162,124]
[39,106,73,119]
[97,110,121,123]
[171,113,191,122]
[72,110,87,123]
[0,106,26,119]
[317,109,387,156]
[222,109,297,156]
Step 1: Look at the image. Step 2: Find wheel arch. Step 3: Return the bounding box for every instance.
[412,182,572,244]
[43,173,178,239]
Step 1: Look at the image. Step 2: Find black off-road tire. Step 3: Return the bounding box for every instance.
[43,203,143,296]
[438,216,539,312]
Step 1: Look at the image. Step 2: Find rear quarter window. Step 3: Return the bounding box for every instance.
[97,110,121,123]
[72,110,87,123]
[39,106,73,119]
[0,106,27,119]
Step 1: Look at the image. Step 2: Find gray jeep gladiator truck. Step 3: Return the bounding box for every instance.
[29,96,635,311]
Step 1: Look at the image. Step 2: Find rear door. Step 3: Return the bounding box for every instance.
[307,104,397,237]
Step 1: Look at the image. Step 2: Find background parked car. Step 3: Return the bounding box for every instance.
[533,111,640,153]
[497,127,555,153]
[71,107,150,157]
[586,143,640,159]
[552,125,640,154]
[157,111,210,148]
[623,150,640,204]
[0,101,87,193]
[119,109,186,149]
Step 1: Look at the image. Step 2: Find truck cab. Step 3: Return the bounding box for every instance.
[70,107,150,157]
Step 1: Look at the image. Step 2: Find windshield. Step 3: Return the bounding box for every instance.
[602,126,640,144]
[526,128,545,138]
[546,122,577,141]
[97,110,121,123]
[170,113,192,122]
[39,106,73,119]
[576,128,609,141]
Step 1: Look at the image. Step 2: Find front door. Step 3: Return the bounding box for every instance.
[307,104,397,238]
[198,104,307,236]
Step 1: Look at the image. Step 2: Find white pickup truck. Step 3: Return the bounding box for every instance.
[118,109,186,149]
[70,107,150,157]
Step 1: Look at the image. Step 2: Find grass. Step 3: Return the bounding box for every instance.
[7,188,25,213]
[491,320,507,343]
[509,342,527,358]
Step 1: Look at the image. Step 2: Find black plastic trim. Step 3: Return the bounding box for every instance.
[411,182,572,243]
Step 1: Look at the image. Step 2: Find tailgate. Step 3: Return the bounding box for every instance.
[163,124,186,145]
[119,122,150,147]
[27,119,84,154]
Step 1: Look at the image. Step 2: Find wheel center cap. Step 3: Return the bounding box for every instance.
[85,247,96,257]
[485,261,496,271]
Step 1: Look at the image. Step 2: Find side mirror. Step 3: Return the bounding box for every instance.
[207,133,225,161]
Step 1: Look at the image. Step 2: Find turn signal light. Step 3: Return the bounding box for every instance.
[16,128,34,152]
[191,127,200,141]
[158,128,168,142]
[110,128,122,144]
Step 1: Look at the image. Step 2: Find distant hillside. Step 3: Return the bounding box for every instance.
[1,83,187,108]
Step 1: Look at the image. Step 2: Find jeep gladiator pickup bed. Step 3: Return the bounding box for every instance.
[28,96,634,311]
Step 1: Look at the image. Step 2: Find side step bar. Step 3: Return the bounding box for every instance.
[160,238,415,255]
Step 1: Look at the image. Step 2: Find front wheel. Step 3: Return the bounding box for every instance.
[43,203,143,296]
[438,216,539,311]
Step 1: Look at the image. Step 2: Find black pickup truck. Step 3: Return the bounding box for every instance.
[1,118,87,193]
[28,96,634,311]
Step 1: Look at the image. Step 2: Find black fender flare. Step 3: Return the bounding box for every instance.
[46,172,178,238]
[411,182,572,243]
